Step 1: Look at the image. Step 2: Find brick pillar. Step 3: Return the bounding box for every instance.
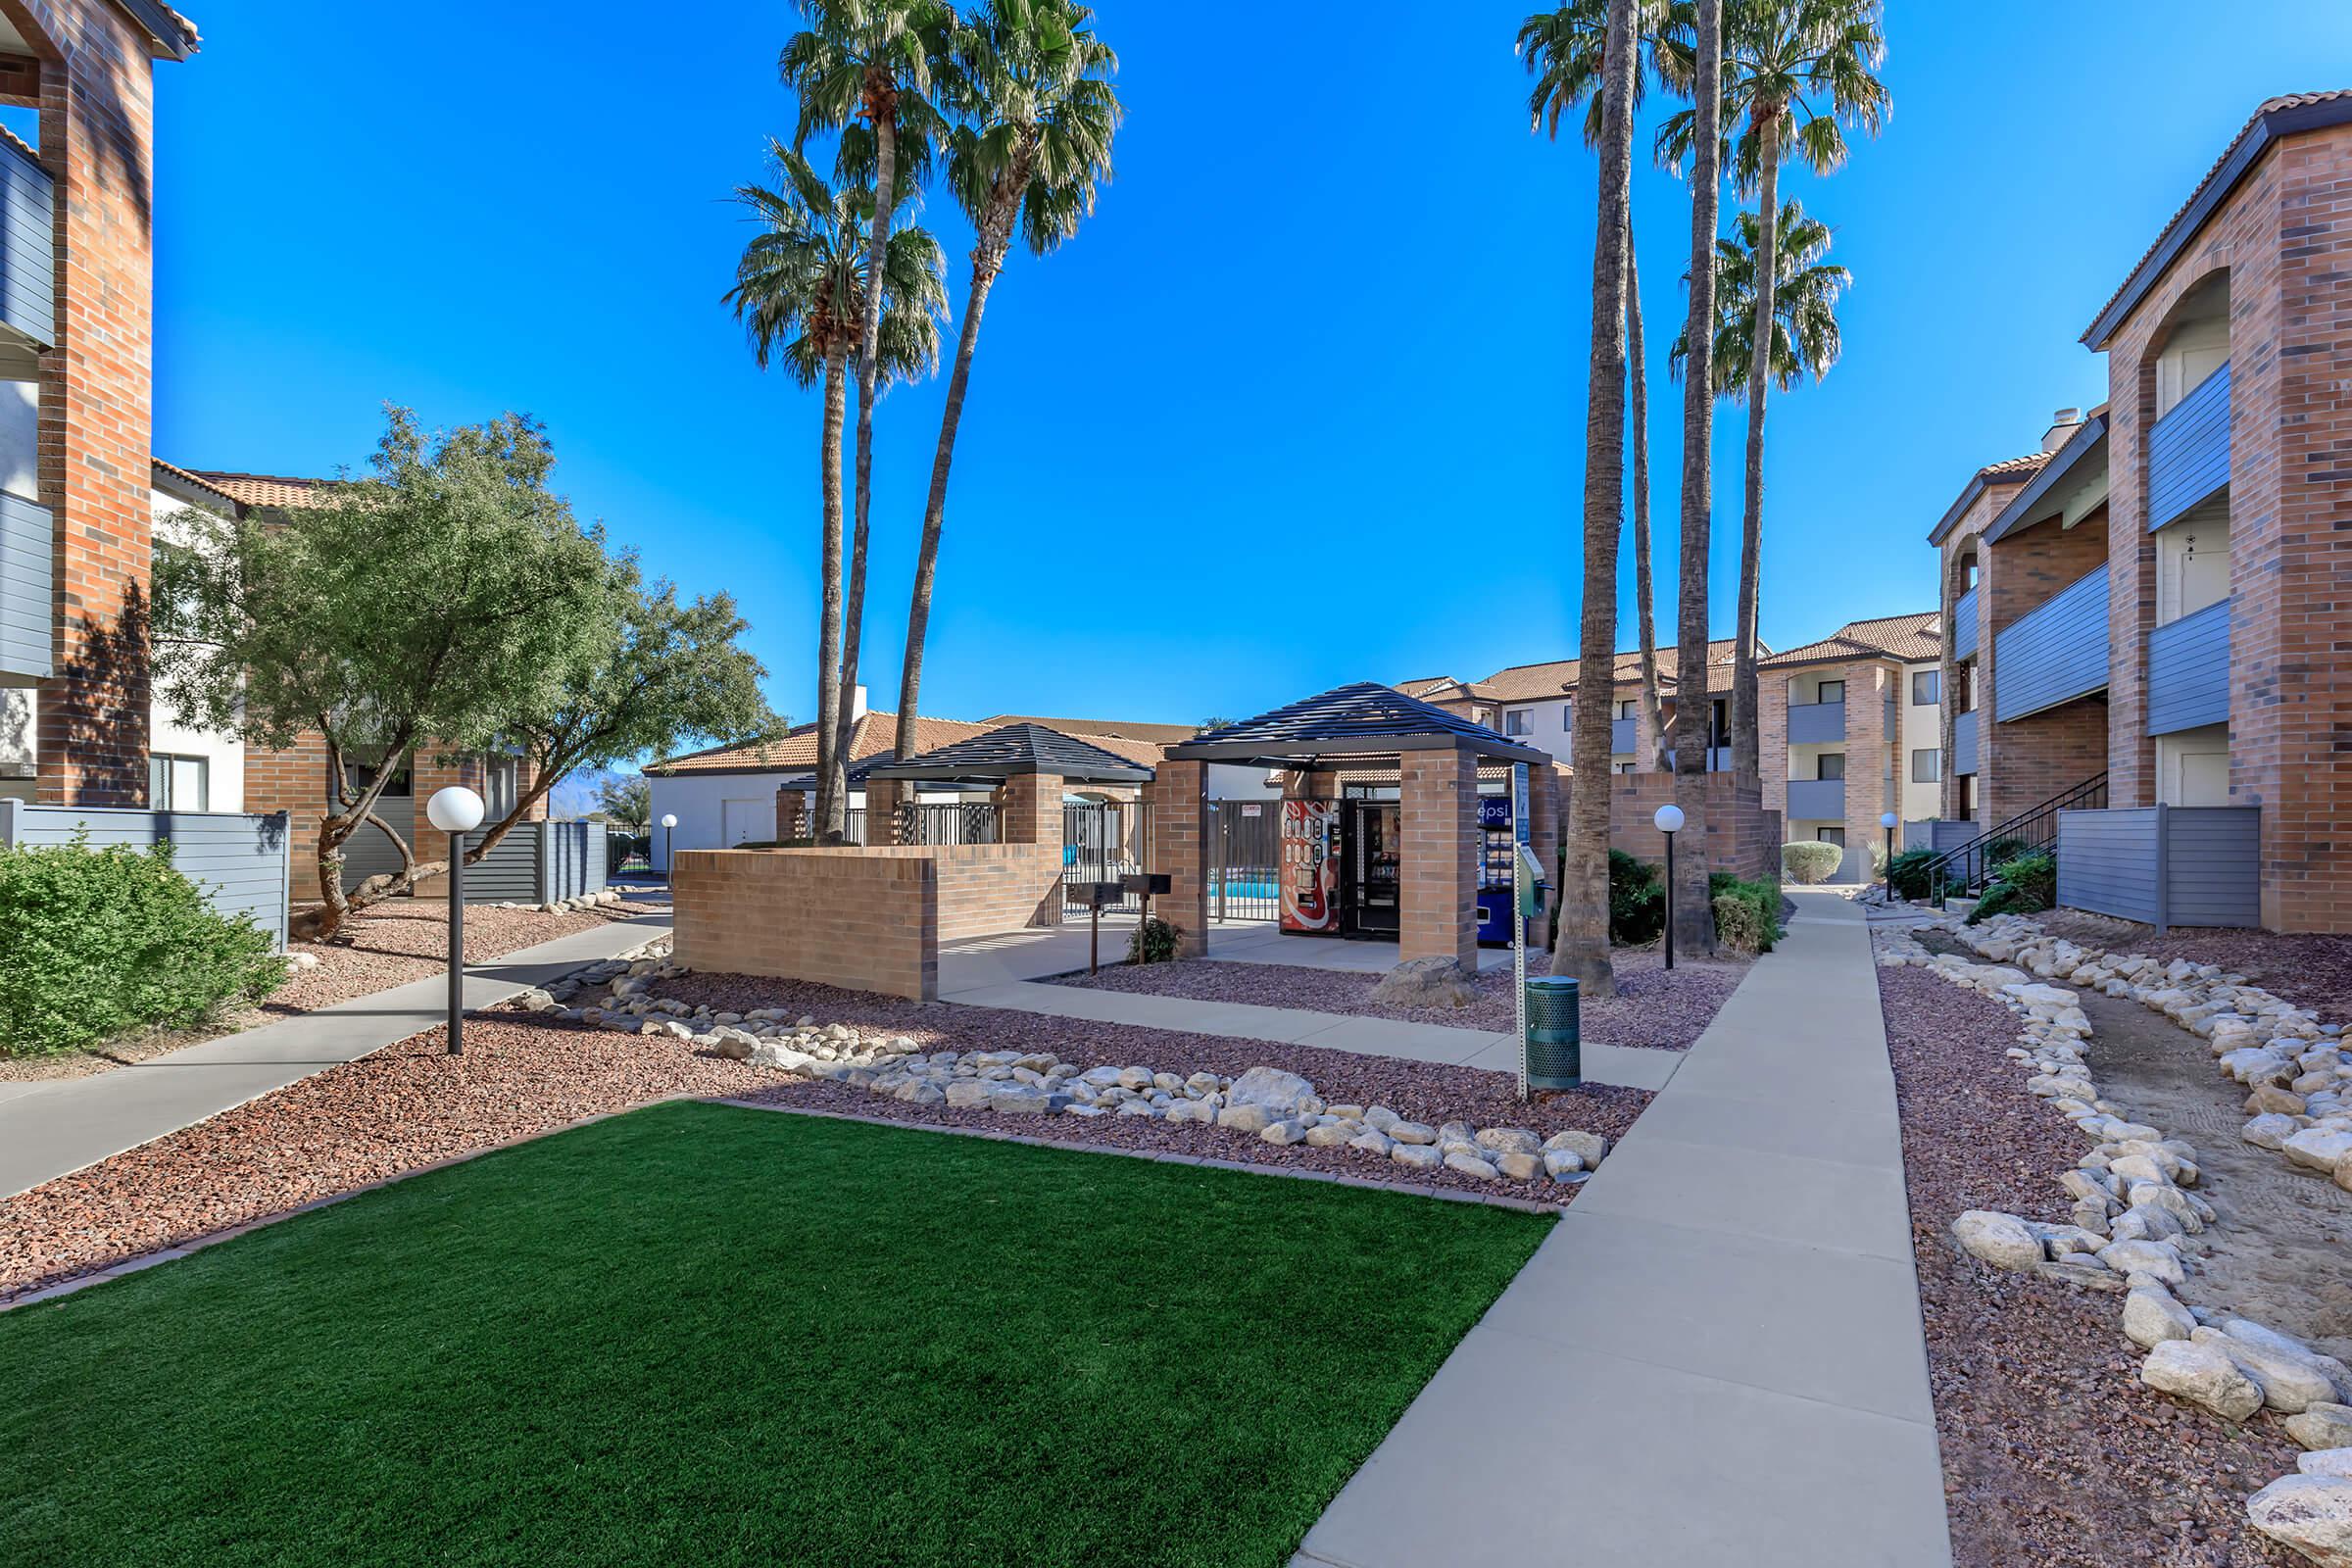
[775,786,806,841]
[1528,761,1567,932]
[1147,759,1209,957]
[862,779,904,845]
[997,771,1062,845]
[1399,745,1477,968]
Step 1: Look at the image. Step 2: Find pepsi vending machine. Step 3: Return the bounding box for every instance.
[1279,799,1340,934]
[1475,791,1517,945]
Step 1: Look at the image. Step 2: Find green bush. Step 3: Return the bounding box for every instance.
[1967,851,2056,925]
[1886,846,1938,900]
[1128,916,1182,964]
[1708,871,1784,953]
[1780,840,1844,885]
[1608,849,1666,946]
[0,835,286,1057]
[1712,893,1766,954]
[1981,837,2031,872]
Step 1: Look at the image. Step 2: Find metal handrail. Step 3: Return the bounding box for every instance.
[1926,772,2107,907]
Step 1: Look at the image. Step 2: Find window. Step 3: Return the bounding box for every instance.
[1911,669,1939,706]
[1957,775,1976,819]
[1615,762,1634,774]
[148,754,209,811]
[1617,699,1637,719]
[1503,710,1531,737]
[1955,663,1976,713]
[1818,825,1846,848]
[1912,748,1941,784]
[483,756,519,818]
[1561,704,1572,729]
[1815,680,1844,706]
[341,758,412,800]
[1817,753,1846,781]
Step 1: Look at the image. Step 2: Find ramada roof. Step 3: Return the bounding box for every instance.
[1759,611,1942,669]
[652,710,1163,778]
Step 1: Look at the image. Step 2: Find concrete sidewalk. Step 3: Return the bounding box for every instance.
[0,913,671,1200]
[1293,891,1952,1568]
[934,921,1681,1094]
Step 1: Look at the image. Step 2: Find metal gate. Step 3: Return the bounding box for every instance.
[1206,800,1279,921]
[895,800,1000,845]
[1062,801,1149,913]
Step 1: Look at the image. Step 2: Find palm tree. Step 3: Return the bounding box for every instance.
[782,0,951,839]
[1672,199,1848,395]
[1653,0,1724,955]
[894,0,1121,759]
[1552,0,1640,997]
[1518,0,1676,771]
[726,146,949,833]
[1661,0,1886,783]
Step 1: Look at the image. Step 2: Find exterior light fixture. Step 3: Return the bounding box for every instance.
[1653,803,1685,969]
[425,785,485,1055]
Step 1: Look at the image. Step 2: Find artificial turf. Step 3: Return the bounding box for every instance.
[0,1102,1552,1567]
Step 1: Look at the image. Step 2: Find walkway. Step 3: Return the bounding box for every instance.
[0,912,672,1200]
[934,919,1680,1094]
[1292,891,1952,1567]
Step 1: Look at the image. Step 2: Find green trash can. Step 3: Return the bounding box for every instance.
[1524,975,1581,1090]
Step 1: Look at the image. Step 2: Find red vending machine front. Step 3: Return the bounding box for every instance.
[1279,799,1340,934]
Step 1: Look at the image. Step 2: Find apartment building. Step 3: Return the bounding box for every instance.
[1758,612,1943,879]
[1930,92,2352,932]
[1400,639,1743,774]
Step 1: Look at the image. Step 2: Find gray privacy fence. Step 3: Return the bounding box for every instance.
[1903,818,1980,856]
[2056,806,2260,932]
[0,799,291,950]
[346,814,607,905]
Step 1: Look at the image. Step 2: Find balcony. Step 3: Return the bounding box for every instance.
[2147,596,2230,735]
[1609,715,1638,754]
[0,137,51,349]
[1952,710,1978,776]
[1787,777,1846,821]
[1788,700,1846,745]
[1663,746,1733,772]
[0,490,48,681]
[1992,564,2109,722]
[2147,360,2230,530]
[1951,586,1978,661]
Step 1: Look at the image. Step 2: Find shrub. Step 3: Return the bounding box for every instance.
[1780,840,1844,885]
[1709,871,1784,953]
[1128,916,1182,964]
[1608,849,1666,946]
[1712,893,1766,955]
[1981,837,2032,871]
[1868,839,1890,880]
[1967,851,2056,925]
[0,835,286,1057]
[1886,846,1938,901]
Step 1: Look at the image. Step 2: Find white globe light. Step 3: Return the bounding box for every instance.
[1880,811,1900,830]
[425,785,485,834]
[1653,804,1685,834]
[661,813,678,829]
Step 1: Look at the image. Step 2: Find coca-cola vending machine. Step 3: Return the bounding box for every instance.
[1279,799,1340,934]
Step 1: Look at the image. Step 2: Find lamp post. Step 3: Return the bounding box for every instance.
[425,785,485,1056]
[1654,803,1685,970]
[1880,810,1899,903]
[661,812,678,878]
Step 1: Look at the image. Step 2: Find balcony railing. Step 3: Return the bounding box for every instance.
[1609,715,1638,755]
[0,489,50,680]
[0,137,52,349]
[2148,360,2230,530]
[1788,700,1846,745]
[1787,777,1846,821]
[1951,586,1979,661]
[1663,746,1733,772]
[2147,596,2231,736]
[1992,564,2109,722]
[1952,710,1978,776]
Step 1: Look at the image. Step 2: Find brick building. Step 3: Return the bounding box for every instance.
[1757,612,1943,880]
[1400,638,1744,775]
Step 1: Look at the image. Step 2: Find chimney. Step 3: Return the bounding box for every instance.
[2042,407,2083,452]
[851,684,869,721]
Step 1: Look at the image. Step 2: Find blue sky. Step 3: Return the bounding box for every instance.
[149,2,2351,736]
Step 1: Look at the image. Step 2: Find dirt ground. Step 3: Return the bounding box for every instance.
[2036,910,2352,1024]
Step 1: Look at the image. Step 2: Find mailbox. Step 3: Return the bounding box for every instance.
[1070,881,1123,909]
[1121,873,1172,897]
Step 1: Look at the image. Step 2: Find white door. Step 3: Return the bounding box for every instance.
[721,798,769,846]
[2179,752,2231,807]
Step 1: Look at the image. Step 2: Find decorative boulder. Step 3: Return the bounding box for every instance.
[1225,1066,1316,1119]
[2247,1475,2352,1566]
[2122,1287,2197,1349]
[2141,1339,2264,1422]
[1952,1210,2042,1272]
[1369,956,1479,1010]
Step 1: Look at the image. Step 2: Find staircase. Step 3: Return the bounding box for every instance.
[1925,773,2107,906]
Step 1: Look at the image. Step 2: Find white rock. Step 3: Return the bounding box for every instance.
[1952,1210,2042,1271]
[2198,1328,2344,1414]
[2286,1128,2352,1173]
[1542,1149,1585,1178]
[1494,1150,1543,1181]
[2305,1450,2352,1481]
[1388,1120,1438,1146]
[1474,1126,1541,1157]
[1226,1066,1316,1118]
[1348,1130,1396,1157]
[1304,1123,1355,1148]
[2096,1238,2185,1287]
[1541,1129,1608,1166]
[1259,1119,1306,1146]
[2245,1113,2301,1151]
[2122,1288,2198,1349]
[2139,1338,2263,1421]
[1391,1144,1442,1170]
[2247,1475,2352,1566]
[1443,1151,1501,1180]
[1216,1103,1273,1135]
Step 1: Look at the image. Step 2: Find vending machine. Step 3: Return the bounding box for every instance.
[1278,799,1340,934]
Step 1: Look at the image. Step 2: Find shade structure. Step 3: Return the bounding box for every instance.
[1162,681,1551,769]
[858,722,1156,787]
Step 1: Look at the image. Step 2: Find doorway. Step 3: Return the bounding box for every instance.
[1341,799,1401,939]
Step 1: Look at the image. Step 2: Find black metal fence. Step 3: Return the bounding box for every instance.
[1062,801,1148,913]
[896,800,1000,846]
[1206,800,1280,921]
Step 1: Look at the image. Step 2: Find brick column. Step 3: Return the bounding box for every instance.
[1399,745,1477,968]
[775,786,807,841]
[861,778,904,845]
[994,771,1063,846]
[1147,759,1209,957]
[1528,761,1567,932]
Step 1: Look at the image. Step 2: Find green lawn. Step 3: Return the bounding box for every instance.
[0,1102,1551,1567]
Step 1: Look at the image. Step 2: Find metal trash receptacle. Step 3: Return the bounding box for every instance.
[1524,975,1581,1090]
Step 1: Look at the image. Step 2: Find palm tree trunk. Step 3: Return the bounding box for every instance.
[1731,106,1782,785]
[1627,225,1666,773]
[1553,0,1639,997]
[830,102,898,842]
[813,344,848,838]
[898,220,1014,761]
[1670,0,1724,956]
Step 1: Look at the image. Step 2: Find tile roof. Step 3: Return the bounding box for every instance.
[2082,91,2352,347]
[977,713,1200,744]
[1170,682,1546,762]
[151,458,246,513]
[1429,639,1745,704]
[651,711,1161,776]
[862,722,1155,784]
[1760,611,1942,668]
[1928,450,2050,546]
[185,470,326,510]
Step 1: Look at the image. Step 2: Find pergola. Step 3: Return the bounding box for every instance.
[1152,683,1558,966]
[858,722,1153,846]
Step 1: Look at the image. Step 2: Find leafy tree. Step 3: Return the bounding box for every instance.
[781,0,953,832]
[894,0,1121,758]
[1552,0,1640,998]
[152,409,613,941]
[596,774,652,829]
[1672,199,1847,394]
[725,144,948,835]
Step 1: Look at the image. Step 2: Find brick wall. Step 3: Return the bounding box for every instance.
[1146,758,1208,956]
[861,779,904,845]
[1979,509,2113,828]
[1936,477,2030,820]
[931,843,1062,938]
[242,734,548,901]
[2099,119,2352,931]
[1398,745,1476,967]
[1595,770,1781,882]
[26,1,163,804]
[775,786,806,841]
[993,770,1061,846]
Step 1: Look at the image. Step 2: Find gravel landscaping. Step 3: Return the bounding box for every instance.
[270,898,665,1013]
[2035,910,2352,1027]
[1879,962,2302,1566]
[1048,945,1747,1049]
